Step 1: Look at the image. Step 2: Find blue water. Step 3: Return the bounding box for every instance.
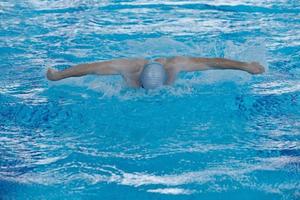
[1,0,300,199]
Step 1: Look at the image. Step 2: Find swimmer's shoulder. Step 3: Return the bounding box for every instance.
[111,58,147,73]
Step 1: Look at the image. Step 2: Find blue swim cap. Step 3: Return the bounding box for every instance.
[140,62,167,89]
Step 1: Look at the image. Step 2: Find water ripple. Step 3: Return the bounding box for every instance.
[1,0,299,199]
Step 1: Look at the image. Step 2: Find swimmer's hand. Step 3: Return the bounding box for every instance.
[245,62,265,74]
[47,68,62,81]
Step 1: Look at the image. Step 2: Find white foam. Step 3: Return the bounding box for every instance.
[147,188,195,195]
[252,80,300,95]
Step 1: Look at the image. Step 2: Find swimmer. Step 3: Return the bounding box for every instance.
[46,56,265,89]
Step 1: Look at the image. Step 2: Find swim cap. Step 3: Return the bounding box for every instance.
[140,62,167,89]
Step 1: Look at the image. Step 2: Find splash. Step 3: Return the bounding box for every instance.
[225,39,268,71]
[192,38,268,85]
[125,37,194,58]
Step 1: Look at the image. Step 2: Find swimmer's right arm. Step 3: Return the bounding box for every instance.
[46,59,147,81]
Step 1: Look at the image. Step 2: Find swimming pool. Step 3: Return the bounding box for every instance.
[0,0,299,199]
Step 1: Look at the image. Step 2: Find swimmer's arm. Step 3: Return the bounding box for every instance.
[170,57,265,74]
[46,59,146,81]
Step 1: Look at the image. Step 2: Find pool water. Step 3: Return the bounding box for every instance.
[1,0,300,199]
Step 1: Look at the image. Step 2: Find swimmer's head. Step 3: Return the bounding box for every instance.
[140,62,167,89]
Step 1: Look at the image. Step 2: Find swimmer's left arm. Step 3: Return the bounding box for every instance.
[166,56,265,75]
